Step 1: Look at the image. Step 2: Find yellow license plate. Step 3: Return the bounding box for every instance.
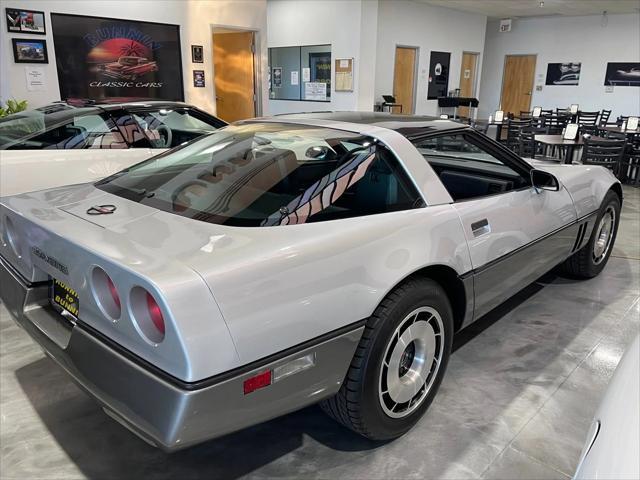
[51,278,79,318]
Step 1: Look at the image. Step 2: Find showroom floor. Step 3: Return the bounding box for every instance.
[1,187,638,480]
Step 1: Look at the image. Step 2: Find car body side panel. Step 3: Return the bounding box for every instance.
[0,148,164,197]
[527,160,620,218]
[182,204,472,364]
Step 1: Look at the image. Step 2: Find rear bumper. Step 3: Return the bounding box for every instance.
[0,256,363,451]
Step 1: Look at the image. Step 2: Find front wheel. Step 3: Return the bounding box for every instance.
[561,190,621,278]
[320,277,453,440]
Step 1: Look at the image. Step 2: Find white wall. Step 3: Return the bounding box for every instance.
[0,0,268,116]
[375,0,487,116]
[266,0,378,115]
[478,13,640,119]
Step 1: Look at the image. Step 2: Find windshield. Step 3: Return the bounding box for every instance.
[96,122,422,226]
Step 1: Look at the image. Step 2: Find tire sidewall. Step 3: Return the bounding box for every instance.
[585,191,621,276]
[359,280,454,439]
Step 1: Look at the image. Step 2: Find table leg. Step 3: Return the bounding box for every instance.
[496,124,503,142]
[564,145,575,164]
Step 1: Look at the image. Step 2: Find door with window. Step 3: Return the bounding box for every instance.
[413,132,577,319]
[500,55,536,116]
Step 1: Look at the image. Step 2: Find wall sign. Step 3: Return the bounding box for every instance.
[50,13,184,101]
[545,62,581,86]
[6,8,46,34]
[193,69,205,87]
[25,66,46,91]
[304,82,327,101]
[499,18,512,32]
[12,38,48,63]
[427,51,450,100]
[604,62,640,86]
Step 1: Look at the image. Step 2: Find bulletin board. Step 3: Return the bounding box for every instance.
[335,58,354,92]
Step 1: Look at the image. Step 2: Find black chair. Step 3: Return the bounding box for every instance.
[619,144,640,185]
[599,109,612,126]
[540,109,553,116]
[579,125,601,137]
[542,113,570,134]
[519,111,532,119]
[519,125,553,160]
[616,116,629,126]
[577,111,599,126]
[581,138,627,176]
[505,118,532,151]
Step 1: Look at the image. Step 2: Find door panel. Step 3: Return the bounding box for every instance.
[393,47,417,114]
[500,55,536,116]
[213,31,256,122]
[458,52,478,118]
[454,187,577,319]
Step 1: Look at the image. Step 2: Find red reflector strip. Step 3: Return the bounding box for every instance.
[243,370,272,395]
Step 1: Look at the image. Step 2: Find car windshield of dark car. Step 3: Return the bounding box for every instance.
[96,122,423,226]
[0,105,103,148]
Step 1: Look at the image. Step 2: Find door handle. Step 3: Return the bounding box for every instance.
[471,218,491,237]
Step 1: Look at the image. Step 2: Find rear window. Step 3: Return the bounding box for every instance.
[96,122,423,226]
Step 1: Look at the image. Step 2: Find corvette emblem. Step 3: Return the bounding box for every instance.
[86,205,117,215]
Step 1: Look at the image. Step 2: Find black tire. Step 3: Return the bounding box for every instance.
[320,277,453,440]
[561,190,621,279]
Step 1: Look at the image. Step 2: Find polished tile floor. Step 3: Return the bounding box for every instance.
[1,187,638,479]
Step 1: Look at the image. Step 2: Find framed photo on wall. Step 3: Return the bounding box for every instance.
[12,38,48,63]
[6,8,46,34]
[545,62,581,86]
[427,51,450,100]
[604,62,640,87]
[191,45,203,63]
[50,13,184,101]
[193,69,205,87]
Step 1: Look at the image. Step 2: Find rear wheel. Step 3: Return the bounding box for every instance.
[561,190,620,278]
[320,278,453,440]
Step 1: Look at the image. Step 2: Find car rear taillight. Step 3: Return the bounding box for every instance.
[145,291,165,336]
[130,286,165,344]
[91,267,121,320]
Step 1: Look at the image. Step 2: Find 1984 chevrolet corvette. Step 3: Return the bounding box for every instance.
[0,112,621,451]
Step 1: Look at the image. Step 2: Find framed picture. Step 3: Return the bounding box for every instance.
[428,51,451,99]
[12,38,48,63]
[545,62,581,86]
[604,62,640,87]
[191,45,203,63]
[193,69,205,87]
[50,13,183,101]
[6,8,46,34]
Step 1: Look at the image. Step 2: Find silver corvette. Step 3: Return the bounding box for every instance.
[0,112,622,451]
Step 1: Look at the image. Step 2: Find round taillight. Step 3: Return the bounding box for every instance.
[130,286,165,344]
[91,267,121,320]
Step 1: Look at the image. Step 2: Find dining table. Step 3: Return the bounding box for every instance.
[534,134,608,164]
[599,125,639,137]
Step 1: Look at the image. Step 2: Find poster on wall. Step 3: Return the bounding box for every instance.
[604,62,640,86]
[50,13,184,101]
[545,62,581,85]
[309,51,331,97]
[6,8,46,34]
[427,51,450,100]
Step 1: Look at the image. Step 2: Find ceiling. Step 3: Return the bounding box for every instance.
[418,0,640,20]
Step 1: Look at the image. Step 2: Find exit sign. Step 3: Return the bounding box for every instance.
[500,18,512,32]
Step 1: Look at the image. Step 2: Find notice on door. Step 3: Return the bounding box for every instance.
[305,82,327,101]
[291,71,299,85]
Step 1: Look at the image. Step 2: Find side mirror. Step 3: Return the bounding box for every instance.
[531,169,560,192]
[305,145,329,159]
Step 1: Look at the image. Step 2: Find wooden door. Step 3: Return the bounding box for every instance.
[458,52,478,118]
[500,55,536,117]
[393,47,417,114]
[213,31,255,122]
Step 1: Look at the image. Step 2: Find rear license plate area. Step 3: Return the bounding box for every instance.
[50,278,79,319]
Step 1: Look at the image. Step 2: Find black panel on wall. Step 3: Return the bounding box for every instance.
[50,13,184,101]
[427,51,450,100]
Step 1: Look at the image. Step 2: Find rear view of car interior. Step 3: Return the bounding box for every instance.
[0,1,638,479]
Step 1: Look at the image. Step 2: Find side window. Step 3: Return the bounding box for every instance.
[413,134,529,201]
[8,113,126,150]
[262,145,424,226]
[130,109,220,149]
